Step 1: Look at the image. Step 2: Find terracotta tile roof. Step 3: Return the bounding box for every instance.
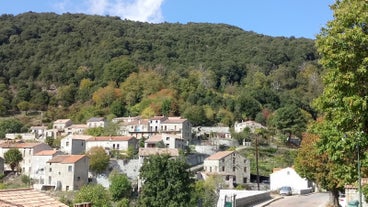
[87,136,134,141]
[70,135,93,140]
[139,148,179,157]
[87,117,104,122]
[34,150,60,156]
[47,155,86,164]
[0,142,46,148]
[68,124,88,129]
[145,134,162,143]
[53,119,71,124]
[206,151,234,160]
[150,116,166,120]
[0,188,68,207]
[163,117,187,123]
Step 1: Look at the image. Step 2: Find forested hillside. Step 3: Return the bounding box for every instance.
[0,12,323,130]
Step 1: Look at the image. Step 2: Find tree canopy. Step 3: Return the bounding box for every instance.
[138,154,194,207]
[308,0,368,205]
[86,146,110,175]
[4,148,23,172]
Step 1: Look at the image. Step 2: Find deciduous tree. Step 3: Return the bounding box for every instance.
[138,154,194,207]
[311,0,368,205]
[109,171,132,201]
[74,184,112,207]
[86,146,110,175]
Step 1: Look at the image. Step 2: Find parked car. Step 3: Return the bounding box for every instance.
[279,186,292,196]
[339,193,346,207]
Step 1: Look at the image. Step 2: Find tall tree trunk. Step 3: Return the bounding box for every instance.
[330,188,340,207]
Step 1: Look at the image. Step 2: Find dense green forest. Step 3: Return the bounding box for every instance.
[0,12,323,130]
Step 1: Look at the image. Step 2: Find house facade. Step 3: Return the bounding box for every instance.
[60,135,92,155]
[53,119,73,131]
[116,116,192,142]
[145,133,186,149]
[270,167,313,194]
[85,136,138,152]
[45,155,89,191]
[86,117,106,128]
[0,142,52,174]
[31,150,63,189]
[203,151,250,187]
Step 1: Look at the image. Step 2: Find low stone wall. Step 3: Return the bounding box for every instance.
[217,190,271,207]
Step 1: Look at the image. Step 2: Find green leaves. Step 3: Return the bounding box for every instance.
[138,155,194,207]
[4,148,23,172]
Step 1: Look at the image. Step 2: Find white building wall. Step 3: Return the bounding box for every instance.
[270,167,309,193]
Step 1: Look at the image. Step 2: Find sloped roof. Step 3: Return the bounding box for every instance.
[53,119,71,124]
[139,148,179,157]
[145,134,162,143]
[0,188,68,207]
[205,151,234,160]
[87,117,104,122]
[0,142,48,149]
[47,155,86,164]
[87,136,134,142]
[34,150,61,156]
[163,117,187,124]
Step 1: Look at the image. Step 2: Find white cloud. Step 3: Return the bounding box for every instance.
[53,0,164,23]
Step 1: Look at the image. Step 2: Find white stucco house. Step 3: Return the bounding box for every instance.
[60,135,92,155]
[270,167,313,194]
[45,154,89,191]
[31,149,64,189]
[85,136,138,152]
[0,141,52,174]
[145,133,186,149]
[86,117,106,128]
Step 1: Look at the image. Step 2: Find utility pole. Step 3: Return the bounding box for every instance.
[256,136,260,190]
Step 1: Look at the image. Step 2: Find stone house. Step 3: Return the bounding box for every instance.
[0,142,52,174]
[45,154,89,191]
[203,151,250,187]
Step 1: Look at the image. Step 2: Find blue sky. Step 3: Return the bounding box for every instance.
[0,0,334,39]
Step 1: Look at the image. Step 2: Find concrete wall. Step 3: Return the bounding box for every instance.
[217,190,271,207]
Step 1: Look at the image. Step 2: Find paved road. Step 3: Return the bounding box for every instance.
[266,192,330,207]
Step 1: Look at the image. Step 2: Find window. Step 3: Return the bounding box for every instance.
[233,167,236,172]
[49,168,52,172]
[66,141,69,147]
[244,159,247,163]
[210,167,212,172]
[117,144,120,149]
[77,176,81,181]
[226,175,229,181]
[222,166,225,172]
[113,144,115,149]
[68,166,73,172]
[244,167,247,172]
[66,186,69,191]
[233,157,236,164]
[243,177,247,183]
